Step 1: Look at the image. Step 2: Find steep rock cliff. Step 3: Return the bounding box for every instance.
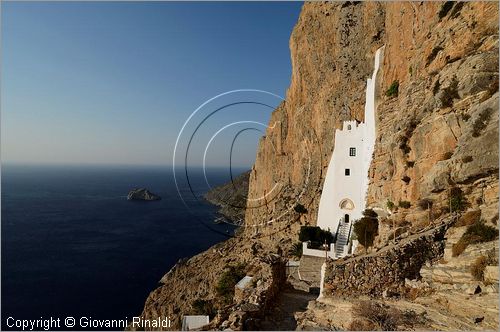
[368,2,499,229]
[244,2,386,247]
[136,2,498,330]
[244,1,498,247]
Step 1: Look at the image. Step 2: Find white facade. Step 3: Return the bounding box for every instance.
[181,316,209,331]
[312,47,384,258]
[235,276,253,290]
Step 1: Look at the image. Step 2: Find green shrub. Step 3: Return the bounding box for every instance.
[438,1,454,19]
[406,161,415,168]
[462,156,473,163]
[353,209,379,248]
[294,203,308,214]
[399,201,411,209]
[449,1,465,19]
[215,263,246,303]
[398,135,412,155]
[401,145,411,154]
[452,220,498,257]
[192,299,216,318]
[386,80,399,98]
[472,108,492,137]
[386,200,395,211]
[465,220,498,241]
[299,226,334,245]
[418,198,433,210]
[449,187,467,212]
[441,151,453,160]
[291,242,303,258]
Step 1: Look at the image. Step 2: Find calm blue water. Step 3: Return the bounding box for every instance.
[1,164,239,330]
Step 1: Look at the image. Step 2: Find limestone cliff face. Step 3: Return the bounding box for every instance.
[245,1,499,245]
[368,2,499,227]
[244,2,386,245]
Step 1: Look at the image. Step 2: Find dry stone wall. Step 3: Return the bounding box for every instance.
[323,220,452,298]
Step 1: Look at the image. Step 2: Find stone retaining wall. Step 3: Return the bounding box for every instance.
[323,222,451,298]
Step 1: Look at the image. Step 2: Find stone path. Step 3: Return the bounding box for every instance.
[298,255,325,290]
[260,287,317,331]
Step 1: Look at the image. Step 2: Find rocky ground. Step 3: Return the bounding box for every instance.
[296,218,499,331]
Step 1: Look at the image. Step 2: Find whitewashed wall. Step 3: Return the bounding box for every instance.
[316,47,384,239]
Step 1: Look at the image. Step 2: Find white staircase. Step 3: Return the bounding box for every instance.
[335,221,351,258]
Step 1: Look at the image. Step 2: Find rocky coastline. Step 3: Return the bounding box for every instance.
[204,170,250,225]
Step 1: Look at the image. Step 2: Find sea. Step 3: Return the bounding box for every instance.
[1,164,240,330]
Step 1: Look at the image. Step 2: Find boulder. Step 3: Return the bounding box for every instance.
[465,284,482,295]
[484,266,499,284]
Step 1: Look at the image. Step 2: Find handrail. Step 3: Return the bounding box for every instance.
[334,221,342,243]
[306,241,330,251]
[346,221,354,244]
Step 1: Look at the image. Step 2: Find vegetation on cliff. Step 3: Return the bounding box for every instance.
[452,220,498,257]
[215,263,246,303]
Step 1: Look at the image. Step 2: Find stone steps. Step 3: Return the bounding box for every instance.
[335,222,351,257]
[298,255,325,289]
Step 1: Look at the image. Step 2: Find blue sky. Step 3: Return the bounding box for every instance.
[1,1,302,168]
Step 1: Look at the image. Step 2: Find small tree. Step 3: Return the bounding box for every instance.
[398,200,411,209]
[418,198,434,223]
[353,209,379,250]
[386,200,395,211]
[216,263,246,303]
[386,80,399,97]
[449,187,467,212]
[294,203,308,214]
[299,226,333,248]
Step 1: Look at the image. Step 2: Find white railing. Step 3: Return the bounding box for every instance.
[302,242,336,258]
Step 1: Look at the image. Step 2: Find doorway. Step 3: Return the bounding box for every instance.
[344,214,350,223]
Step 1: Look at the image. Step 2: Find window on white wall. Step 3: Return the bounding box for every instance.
[345,168,350,176]
[349,147,356,156]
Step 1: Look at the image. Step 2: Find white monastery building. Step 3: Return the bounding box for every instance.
[304,46,384,259]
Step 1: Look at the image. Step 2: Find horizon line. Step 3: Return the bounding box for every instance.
[1,161,253,170]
